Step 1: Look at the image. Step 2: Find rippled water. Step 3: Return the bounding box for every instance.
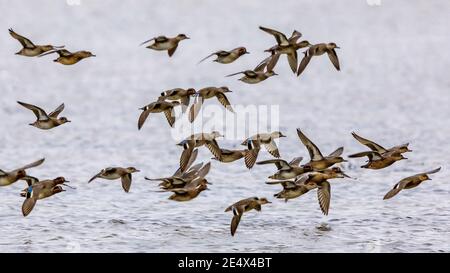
[0,0,449,252]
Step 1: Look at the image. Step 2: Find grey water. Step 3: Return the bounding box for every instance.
[0,0,449,252]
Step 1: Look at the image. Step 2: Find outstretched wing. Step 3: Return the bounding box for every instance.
[328,147,344,158]
[425,167,441,175]
[16,158,45,171]
[17,101,49,120]
[22,197,37,217]
[215,93,234,113]
[351,132,387,153]
[9,29,35,48]
[289,157,303,166]
[259,26,289,46]
[297,129,324,161]
[317,181,331,215]
[297,51,311,76]
[48,103,65,118]
[256,159,290,170]
[121,174,132,193]
[327,49,340,71]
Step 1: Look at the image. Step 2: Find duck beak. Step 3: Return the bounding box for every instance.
[407,149,413,152]
[342,173,352,178]
[92,54,96,57]
[67,120,72,123]
[135,170,141,172]
[245,52,250,54]
[280,134,287,137]
[335,46,340,49]
[428,178,432,181]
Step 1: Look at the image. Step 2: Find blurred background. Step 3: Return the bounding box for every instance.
[0,0,449,252]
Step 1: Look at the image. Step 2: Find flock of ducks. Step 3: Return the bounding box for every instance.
[2,26,442,237]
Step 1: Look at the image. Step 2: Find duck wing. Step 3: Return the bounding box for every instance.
[328,147,344,158]
[297,50,312,76]
[287,51,298,73]
[256,159,290,170]
[9,29,35,48]
[297,129,324,161]
[327,48,340,71]
[351,132,387,153]
[17,101,49,121]
[121,174,132,193]
[188,96,203,123]
[289,157,303,166]
[16,158,45,171]
[168,44,178,57]
[48,103,65,118]
[259,26,289,46]
[317,181,331,215]
[215,93,234,113]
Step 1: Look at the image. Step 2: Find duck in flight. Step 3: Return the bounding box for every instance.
[20,176,69,217]
[383,168,441,200]
[8,28,64,57]
[88,167,140,193]
[138,99,180,129]
[259,26,311,73]
[17,101,70,130]
[225,197,271,236]
[39,49,95,65]
[198,47,249,64]
[140,34,190,57]
[226,55,278,84]
[297,43,340,76]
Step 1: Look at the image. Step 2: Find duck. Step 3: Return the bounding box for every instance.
[241,132,286,166]
[20,176,69,217]
[213,148,257,169]
[38,49,95,65]
[350,132,412,156]
[198,47,249,64]
[0,158,45,187]
[159,88,196,111]
[297,43,340,76]
[256,157,313,180]
[140,34,189,57]
[259,26,311,73]
[163,177,210,202]
[88,167,140,193]
[17,101,70,130]
[384,167,441,200]
[350,150,407,170]
[8,28,64,57]
[225,197,271,236]
[138,99,180,129]
[189,87,234,123]
[269,167,349,215]
[226,56,278,84]
[177,131,223,172]
[297,129,346,170]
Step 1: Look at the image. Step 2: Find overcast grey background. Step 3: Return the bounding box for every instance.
[0,0,449,252]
